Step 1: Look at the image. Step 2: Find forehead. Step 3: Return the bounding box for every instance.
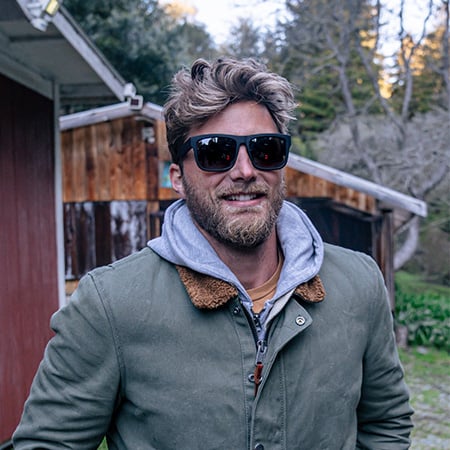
[189,101,278,137]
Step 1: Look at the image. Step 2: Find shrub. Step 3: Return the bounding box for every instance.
[395,287,450,352]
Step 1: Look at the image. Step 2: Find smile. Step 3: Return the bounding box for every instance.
[224,193,263,201]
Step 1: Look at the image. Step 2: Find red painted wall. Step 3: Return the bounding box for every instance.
[0,73,59,443]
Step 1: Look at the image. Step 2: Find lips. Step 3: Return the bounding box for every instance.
[220,183,268,201]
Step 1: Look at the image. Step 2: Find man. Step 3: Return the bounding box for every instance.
[14,58,413,449]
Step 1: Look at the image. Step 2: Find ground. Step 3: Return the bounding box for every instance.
[399,346,450,449]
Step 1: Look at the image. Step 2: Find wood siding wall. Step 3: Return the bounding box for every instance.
[285,167,376,214]
[64,200,149,279]
[0,74,58,442]
[61,117,178,281]
[62,116,175,202]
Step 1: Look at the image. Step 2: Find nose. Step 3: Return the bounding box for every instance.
[229,145,257,180]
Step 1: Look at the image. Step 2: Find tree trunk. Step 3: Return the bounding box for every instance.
[394,215,420,271]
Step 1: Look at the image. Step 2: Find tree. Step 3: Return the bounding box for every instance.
[271,0,449,271]
[391,21,450,114]
[222,17,263,59]
[159,1,219,64]
[315,108,449,270]
[177,21,218,63]
[275,0,384,152]
[64,0,216,106]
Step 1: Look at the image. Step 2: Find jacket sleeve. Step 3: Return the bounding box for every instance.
[13,273,122,449]
[356,256,414,449]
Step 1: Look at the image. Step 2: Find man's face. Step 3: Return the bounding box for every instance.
[170,101,286,249]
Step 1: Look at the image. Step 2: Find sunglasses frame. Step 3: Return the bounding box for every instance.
[178,133,291,172]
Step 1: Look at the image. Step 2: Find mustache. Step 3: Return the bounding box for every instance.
[216,182,270,197]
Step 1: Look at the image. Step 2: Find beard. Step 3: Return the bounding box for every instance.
[182,177,286,249]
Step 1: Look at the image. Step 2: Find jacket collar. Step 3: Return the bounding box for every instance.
[176,265,325,310]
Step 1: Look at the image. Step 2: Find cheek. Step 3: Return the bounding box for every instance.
[183,164,225,192]
[265,171,284,189]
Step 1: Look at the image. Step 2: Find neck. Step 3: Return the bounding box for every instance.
[201,229,280,290]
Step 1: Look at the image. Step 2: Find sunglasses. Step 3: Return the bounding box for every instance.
[178,133,291,172]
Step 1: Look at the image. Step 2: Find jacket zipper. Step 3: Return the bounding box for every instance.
[252,313,267,397]
[253,338,267,396]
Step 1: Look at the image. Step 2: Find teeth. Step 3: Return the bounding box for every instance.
[227,194,257,201]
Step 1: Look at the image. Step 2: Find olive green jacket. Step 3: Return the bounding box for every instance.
[13,244,413,449]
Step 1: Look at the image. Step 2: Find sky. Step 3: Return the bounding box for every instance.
[186,0,284,44]
[184,0,440,47]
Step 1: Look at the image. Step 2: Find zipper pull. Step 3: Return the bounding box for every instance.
[254,339,267,396]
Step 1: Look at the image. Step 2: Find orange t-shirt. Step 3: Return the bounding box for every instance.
[247,251,284,314]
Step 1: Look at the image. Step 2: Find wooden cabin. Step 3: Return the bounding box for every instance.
[60,102,178,283]
[60,102,427,308]
[285,155,426,304]
[0,1,135,444]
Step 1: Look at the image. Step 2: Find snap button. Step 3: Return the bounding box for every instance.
[254,444,265,450]
[248,373,255,383]
[233,306,241,315]
[295,315,306,326]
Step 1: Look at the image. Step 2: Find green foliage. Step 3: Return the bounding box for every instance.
[297,89,336,139]
[97,438,108,450]
[223,17,262,60]
[390,26,449,116]
[273,0,384,147]
[395,273,450,352]
[64,0,216,105]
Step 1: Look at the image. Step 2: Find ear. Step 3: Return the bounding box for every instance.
[169,163,185,198]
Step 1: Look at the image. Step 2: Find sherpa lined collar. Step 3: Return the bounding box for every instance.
[176,265,325,310]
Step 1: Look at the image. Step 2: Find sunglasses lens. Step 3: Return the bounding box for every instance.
[195,137,237,171]
[249,136,288,170]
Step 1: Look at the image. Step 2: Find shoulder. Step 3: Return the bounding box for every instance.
[322,242,381,276]
[320,243,386,307]
[88,247,175,287]
[91,246,162,276]
[75,247,179,310]
[71,247,185,330]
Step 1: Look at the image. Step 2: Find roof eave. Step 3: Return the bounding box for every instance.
[287,153,427,218]
[12,0,130,103]
[51,6,127,102]
[59,101,164,131]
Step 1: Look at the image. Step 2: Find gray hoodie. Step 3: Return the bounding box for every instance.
[149,199,324,331]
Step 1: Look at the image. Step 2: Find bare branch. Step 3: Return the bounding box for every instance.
[394,215,420,270]
[355,37,402,133]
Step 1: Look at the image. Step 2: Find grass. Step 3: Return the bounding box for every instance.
[399,346,450,449]
[395,271,450,297]
[399,346,450,378]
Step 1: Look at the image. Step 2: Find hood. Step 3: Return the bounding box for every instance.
[148,199,324,305]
